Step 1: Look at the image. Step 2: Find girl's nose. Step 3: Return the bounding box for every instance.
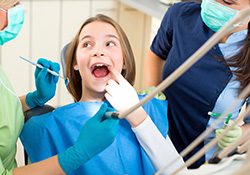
[92,45,105,57]
[93,52,105,57]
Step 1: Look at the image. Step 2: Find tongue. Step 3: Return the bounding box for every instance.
[93,66,109,78]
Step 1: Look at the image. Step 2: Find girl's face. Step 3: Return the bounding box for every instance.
[75,21,124,101]
[215,0,249,10]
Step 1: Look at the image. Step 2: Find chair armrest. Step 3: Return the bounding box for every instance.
[24,104,55,123]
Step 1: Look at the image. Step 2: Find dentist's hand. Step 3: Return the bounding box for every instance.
[26,58,60,108]
[58,103,119,173]
[216,120,242,149]
[105,67,147,127]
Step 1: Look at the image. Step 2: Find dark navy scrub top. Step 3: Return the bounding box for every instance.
[150,2,234,168]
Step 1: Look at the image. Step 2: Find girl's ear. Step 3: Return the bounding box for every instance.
[122,64,126,69]
[74,65,79,70]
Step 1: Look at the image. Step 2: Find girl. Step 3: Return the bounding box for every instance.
[20,14,185,174]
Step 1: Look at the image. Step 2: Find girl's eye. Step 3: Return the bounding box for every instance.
[106,42,115,47]
[83,43,91,48]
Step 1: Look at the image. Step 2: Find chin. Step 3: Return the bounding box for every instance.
[92,85,107,94]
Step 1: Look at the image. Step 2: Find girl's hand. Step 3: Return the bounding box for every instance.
[105,67,139,112]
[105,67,147,127]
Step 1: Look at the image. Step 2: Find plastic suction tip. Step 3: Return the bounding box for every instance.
[65,78,69,86]
[104,111,120,119]
[208,156,221,164]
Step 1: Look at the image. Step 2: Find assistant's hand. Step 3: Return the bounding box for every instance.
[58,103,119,173]
[105,67,147,127]
[216,120,242,149]
[138,86,166,100]
[26,58,60,108]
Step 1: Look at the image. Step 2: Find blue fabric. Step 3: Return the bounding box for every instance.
[150,2,239,168]
[20,94,168,175]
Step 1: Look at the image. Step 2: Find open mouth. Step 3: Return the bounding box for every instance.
[91,64,110,78]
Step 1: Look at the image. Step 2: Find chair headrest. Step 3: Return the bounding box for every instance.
[60,43,70,78]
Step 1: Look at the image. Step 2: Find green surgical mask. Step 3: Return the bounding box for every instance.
[0,4,24,45]
[201,0,238,32]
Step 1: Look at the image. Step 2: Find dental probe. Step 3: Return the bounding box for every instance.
[20,56,69,85]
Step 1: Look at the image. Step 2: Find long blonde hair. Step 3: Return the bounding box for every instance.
[65,14,136,102]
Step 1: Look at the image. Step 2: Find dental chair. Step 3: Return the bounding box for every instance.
[24,42,70,165]
[60,42,70,78]
[24,105,55,123]
[24,42,71,123]
[24,105,55,164]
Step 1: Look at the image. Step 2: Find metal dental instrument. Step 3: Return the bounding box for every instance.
[20,56,69,86]
[208,129,250,164]
[209,112,232,158]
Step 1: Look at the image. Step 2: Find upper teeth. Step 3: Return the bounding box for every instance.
[95,64,106,67]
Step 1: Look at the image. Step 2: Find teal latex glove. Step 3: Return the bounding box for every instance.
[138,86,166,100]
[26,58,60,108]
[58,103,119,173]
[216,120,242,149]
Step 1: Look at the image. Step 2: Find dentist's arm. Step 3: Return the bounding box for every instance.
[19,94,30,112]
[12,156,65,175]
[145,50,165,88]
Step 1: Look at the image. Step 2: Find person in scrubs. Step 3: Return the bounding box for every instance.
[143,0,250,168]
[0,1,119,174]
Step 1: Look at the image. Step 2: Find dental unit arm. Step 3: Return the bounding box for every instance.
[117,6,250,120]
